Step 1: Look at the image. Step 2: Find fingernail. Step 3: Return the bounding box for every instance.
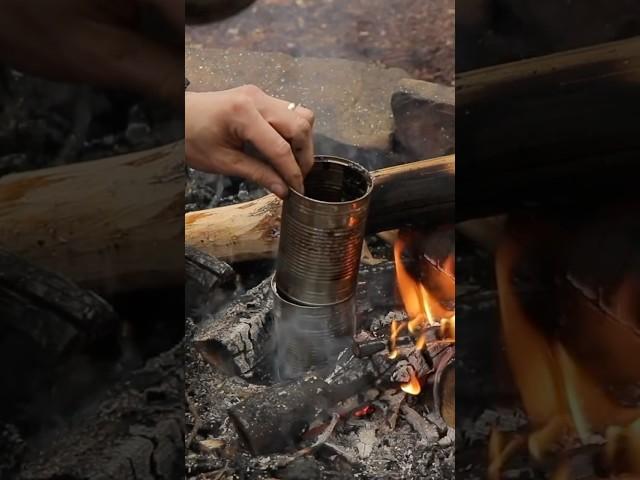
[270,183,288,198]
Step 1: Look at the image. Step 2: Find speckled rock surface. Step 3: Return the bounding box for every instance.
[186,47,409,150]
[391,78,454,160]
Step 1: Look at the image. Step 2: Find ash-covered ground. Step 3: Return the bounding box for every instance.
[186,312,455,480]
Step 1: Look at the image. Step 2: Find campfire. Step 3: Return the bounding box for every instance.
[456,210,640,480]
[186,224,456,479]
[390,232,456,397]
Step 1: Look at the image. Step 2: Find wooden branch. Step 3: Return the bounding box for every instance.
[0,142,184,294]
[456,37,640,219]
[185,155,454,263]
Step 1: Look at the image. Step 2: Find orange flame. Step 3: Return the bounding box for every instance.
[392,235,455,398]
[491,233,640,476]
[401,369,422,395]
[394,239,434,329]
[388,319,406,359]
[393,238,455,339]
[415,331,428,351]
[441,315,456,340]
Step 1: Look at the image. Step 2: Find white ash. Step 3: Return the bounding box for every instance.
[370,310,407,333]
[461,408,528,444]
[401,404,440,444]
[187,312,454,480]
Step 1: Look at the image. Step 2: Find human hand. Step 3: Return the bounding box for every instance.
[185,85,315,199]
[0,0,183,105]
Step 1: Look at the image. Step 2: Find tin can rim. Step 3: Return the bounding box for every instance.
[289,155,373,206]
[270,275,355,308]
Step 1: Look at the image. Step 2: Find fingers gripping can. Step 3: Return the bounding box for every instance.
[275,156,373,306]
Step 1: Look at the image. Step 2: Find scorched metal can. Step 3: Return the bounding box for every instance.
[270,276,355,378]
[275,155,373,306]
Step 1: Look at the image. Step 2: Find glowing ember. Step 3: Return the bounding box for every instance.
[353,404,376,418]
[401,370,421,395]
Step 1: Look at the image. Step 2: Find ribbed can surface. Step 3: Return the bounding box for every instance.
[275,156,373,306]
[271,277,355,377]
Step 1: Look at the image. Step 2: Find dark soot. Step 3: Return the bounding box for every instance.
[303,161,369,202]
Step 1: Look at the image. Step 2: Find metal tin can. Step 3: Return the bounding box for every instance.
[271,277,355,378]
[275,155,373,306]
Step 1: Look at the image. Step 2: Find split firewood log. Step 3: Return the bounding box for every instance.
[0,141,184,295]
[457,36,640,219]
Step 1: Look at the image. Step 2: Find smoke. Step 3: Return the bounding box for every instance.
[271,277,356,380]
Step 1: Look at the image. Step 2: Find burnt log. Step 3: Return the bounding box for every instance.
[185,154,455,262]
[227,375,336,456]
[194,276,274,379]
[356,261,401,318]
[0,248,118,346]
[193,259,407,380]
[456,37,640,220]
[227,340,434,456]
[185,245,235,317]
[0,249,119,426]
[228,366,378,456]
[0,141,184,295]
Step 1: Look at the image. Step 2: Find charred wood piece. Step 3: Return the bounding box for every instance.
[0,248,118,346]
[194,276,273,379]
[228,376,340,456]
[0,249,120,425]
[401,404,441,444]
[185,245,235,318]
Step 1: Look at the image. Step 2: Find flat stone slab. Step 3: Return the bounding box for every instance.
[391,78,454,160]
[185,47,410,150]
